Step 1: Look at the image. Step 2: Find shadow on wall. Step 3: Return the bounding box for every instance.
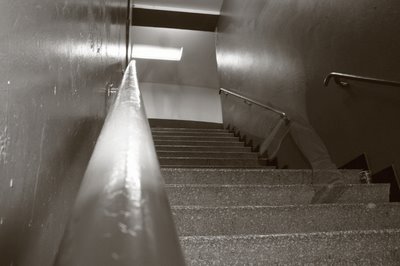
[216,0,400,171]
[220,94,335,169]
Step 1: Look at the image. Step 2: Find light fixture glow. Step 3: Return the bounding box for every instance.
[132,45,183,61]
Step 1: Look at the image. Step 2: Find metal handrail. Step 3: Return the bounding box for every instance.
[55,61,185,265]
[219,88,289,121]
[324,72,400,88]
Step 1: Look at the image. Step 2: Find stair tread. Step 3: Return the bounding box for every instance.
[155,146,252,152]
[157,151,258,159]
[166,183,389,206]
[154,141,245,147]
[166,183,387,188]
[152,128,227,132]
[161,165,274,169]
[151,122,399,264]
[153,136,238,141]
[159,156,260,159]
[152,132,234,136]
[180,229,400,265]
[161,168,362,184]
[159,158,266,167]
[180,227,400,238]
[173,203,400,236]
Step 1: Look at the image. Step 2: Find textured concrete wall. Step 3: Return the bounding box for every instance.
[217,0,400,171]
[0,0,128,265]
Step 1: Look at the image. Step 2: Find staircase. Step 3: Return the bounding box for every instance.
[151,120,400,265]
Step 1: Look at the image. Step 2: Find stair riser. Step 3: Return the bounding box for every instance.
[154,141,244,147]
[155,146,251,152]
[159,158,265,167]
[149,119,223,129]
[161,165,274,169]
[166,184,389,206]
[162,169,362,185]
[152,132,234,137]
[157,152,258,159]
[152,128,226,133]
[153,136,239,142]
[173,204,400,236]
[180,230,400,265]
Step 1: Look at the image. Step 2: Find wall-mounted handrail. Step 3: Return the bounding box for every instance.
[324,72,400,88]
[55,61,185,265]
[219,88,289,121]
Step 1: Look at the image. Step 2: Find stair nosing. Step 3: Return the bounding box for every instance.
[171,202,400,210]
[165,183,388,188]
[159,157,262,160]
[179,228,400,240]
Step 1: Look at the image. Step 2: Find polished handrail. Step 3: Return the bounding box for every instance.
[324,72,400,88]
[55,61,185,265]
[219,88,289,121]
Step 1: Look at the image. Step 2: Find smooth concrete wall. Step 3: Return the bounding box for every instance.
[141,82,223,123]
[134,26,220,89]
[0,0,127,265]
[217,1,400,171]
[133,27,222,123]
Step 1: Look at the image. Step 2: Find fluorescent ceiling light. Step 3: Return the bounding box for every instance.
[132,45,183,61]
[133,4,220,15]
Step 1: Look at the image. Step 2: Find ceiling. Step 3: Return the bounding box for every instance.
[132,0,224,31]
[131,0,223,89]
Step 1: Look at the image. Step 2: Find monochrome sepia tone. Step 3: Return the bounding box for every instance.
[1,0,400,265]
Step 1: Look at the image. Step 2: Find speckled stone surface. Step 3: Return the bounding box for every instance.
[153,136,239,142]
[172,203,400,236]
[152,122,400,264]
[158,157,267,167]
[154,140,245,147]
[150,122,400,265]
[157,151,258,159]
[155,145,252,152]
[162,168,362,185]
[180,229,400,265]
[165,184,389,206]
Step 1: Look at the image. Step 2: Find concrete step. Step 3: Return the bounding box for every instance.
[157,151,258,159]
[162,168,362,185]
[153,136,239,142]
[173,203,400,236]
[161,165,274,169]
[180,229,400,265]
[154,140,244,147]
[155,145,251,152]
[166,184,389,206]
[152,131,234,137]
[159,157,266,167]
[151,128,227,133]
[149,119,223,129]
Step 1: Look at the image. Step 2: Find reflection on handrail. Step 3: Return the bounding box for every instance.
[324,72,400,88]
[55,61,185,265]
[219,88,289,121]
